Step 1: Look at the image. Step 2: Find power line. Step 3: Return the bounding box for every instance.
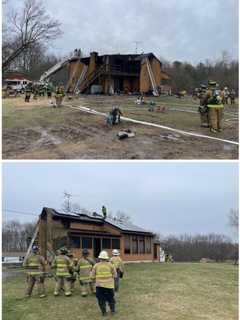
[3,209,38,217]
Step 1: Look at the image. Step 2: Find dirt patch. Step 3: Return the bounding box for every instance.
[2,96,238,159]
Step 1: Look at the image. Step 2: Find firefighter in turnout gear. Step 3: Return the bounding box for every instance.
[91,250,117,316]
[66,252,78,292]
[77,248,96,297]
[204,80,224,133]
[52,247,73,296]
[54,85,65,107]
[23,245,46,298]
[110,249,124,292]
[25,84,32,103]
[198,84,209,128]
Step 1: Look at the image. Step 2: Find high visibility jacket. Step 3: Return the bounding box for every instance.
[24,254,45,276]
[206,89,224,109]
[53,254,73,277]
[55,88,65,97]
[110,256,124,272]
[77,257,94,282]
[91,261,117,289]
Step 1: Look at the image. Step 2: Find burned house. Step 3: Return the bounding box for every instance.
[67,52,169,95]
[36,207,160,262]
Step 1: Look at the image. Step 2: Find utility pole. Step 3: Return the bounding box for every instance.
[134,41,142,54]
[63,191,72,212]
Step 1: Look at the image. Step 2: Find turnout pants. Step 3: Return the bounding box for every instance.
[55,96,63,107]
[209,108,223,130]
[200,112,209,127]
[54,276,72,296]
[26,274,45,297]
[79,280,96,296]
[114,269,121,292]
[96,287,115,315]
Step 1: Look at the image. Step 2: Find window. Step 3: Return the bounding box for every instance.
[124,235,131,254]
[102,238,111,249]
[112,238,120,249]
[139,236,145,254]
[69,236,81,248]
[132,236,138,254]
[82,237,92,249]
[145,237,152,254]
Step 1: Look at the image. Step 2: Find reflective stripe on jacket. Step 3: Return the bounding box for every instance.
[53,255,72,277]
[24,254,45,275]
[110,256,124,272]
[207,104,224,109]
[78,258,93,281]
[91,262,116,289]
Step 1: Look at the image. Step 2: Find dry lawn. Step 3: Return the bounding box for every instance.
[3,263,238,320]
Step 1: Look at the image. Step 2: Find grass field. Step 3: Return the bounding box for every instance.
[2,95,238,159]
[3,263,238,320]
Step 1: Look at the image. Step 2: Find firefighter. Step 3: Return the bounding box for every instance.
[66,252,78,292]
[198,84,209,128]
[55,85,65,107]
[25,84,32,102]
[77,248,95,297]
[23,245,46,298]
[110,249,124,292]
[111,106,123,125]
[230,89,236,105]
[102,205,107,218]
[52,247,73,297]
[204,80,224,133]
[91,251,117,316]
[46,83,53,98]
[39,85,45,97]
[223,87,230,105]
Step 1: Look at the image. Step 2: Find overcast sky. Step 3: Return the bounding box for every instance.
[5,0,238,64]
[2,162,238,239]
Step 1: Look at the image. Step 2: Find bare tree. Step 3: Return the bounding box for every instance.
[3,0,62,71]
[115,210,132,223]
[228,209,239,233]
[2,220,37,252]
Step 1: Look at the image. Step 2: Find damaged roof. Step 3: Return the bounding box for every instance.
[41,207,153,235]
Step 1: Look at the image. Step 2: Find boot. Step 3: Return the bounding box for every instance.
[109,303,116,314]
[98,300,107,316]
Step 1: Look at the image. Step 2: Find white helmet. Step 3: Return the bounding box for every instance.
[98,250,109,260]
[112,249,120,256]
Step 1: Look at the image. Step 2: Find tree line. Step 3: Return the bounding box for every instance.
[162,53,238,94]
[2,220,36,252]
[161,233,238,262]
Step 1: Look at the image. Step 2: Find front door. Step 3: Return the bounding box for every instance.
[154,244,158,259]
[94,238,101,258]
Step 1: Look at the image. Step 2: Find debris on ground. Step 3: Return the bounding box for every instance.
[159,133,181,141]
[156,106,167,113]
[117,129,135,140]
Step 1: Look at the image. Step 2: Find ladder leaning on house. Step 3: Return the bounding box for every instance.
[79,64,106,93]
[74,65,88,93]
[145,57,159,97]
[22,222,40,266]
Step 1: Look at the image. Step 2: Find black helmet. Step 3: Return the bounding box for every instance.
[82,248,89,255]
[32,245,39,253]
[59,247,68,254]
